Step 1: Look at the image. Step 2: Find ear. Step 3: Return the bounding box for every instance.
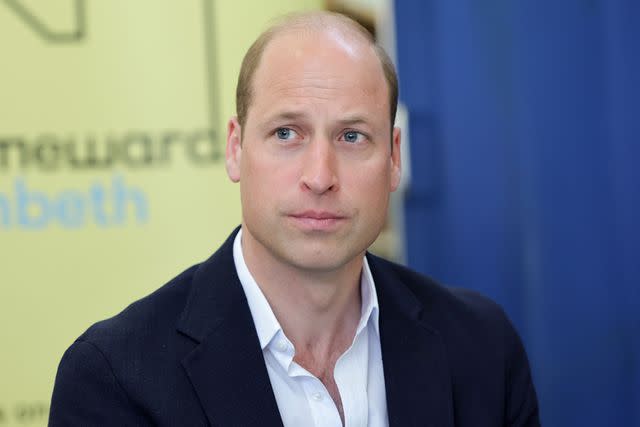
[225,117,242,183]
[390,126,402,192]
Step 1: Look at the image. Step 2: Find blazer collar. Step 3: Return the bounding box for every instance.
[368,253,454,427]
[175,228,453,427]
[177,227,284,427]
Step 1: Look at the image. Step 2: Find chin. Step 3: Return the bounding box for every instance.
[280,245,362,273]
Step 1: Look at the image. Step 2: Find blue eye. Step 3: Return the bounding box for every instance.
[343,130,364,144]
[276,128,298,140]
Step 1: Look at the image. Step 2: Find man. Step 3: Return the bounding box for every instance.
[49,11,540,427]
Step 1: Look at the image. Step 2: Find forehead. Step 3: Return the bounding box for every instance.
[248,28,389,121]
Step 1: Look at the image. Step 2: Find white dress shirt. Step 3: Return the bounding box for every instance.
[233,229,389,427]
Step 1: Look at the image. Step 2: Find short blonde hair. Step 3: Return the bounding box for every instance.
[235,11,399,129]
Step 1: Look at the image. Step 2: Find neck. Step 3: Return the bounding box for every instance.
[240,227,363,356]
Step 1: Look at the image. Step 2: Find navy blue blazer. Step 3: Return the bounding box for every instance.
[49,229,540,426]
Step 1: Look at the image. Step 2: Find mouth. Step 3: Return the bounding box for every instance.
[287,210,347,231]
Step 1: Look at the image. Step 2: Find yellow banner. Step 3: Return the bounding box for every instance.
[0,1,320,425]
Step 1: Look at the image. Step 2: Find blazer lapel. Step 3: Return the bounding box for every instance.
[177,229,283,427]
[369,254,454,427]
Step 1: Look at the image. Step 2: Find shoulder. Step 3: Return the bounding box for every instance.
[50,262,210,425]
[368,254,540,424]
[50,227,242,424]
[69,228,240,362]
[367,253,510,330]
[50,255,230,424]
[367,253,523,368]
[77,228,240,347]
[78,263,200,349]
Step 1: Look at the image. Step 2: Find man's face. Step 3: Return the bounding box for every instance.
[226,29,401,273]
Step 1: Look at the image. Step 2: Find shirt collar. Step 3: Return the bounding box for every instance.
[233,228,281,350]
[233,228,381,352]
[360,255,380,337]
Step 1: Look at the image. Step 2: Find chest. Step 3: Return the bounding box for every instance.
[261,327,388,427]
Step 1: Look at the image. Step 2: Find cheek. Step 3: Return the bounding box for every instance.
[348,157,391,188]
[342,159,392,208]
[241,153,299,202]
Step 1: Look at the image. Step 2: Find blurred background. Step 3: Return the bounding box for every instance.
[0,1,637,426]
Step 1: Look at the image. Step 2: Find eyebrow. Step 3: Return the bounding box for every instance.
[336,115,372,126]
[263,111,308,124]
[262,111,373,127]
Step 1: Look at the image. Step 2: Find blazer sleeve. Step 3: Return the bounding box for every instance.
[49,339,150,427]
[504,316,541,427]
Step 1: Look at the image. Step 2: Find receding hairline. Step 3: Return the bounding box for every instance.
[236,11,398,129]
[265,11,376,47]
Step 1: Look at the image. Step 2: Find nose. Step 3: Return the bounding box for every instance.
[300,138,339,194]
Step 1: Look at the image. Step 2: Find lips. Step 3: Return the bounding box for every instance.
[287,210,347,231]
[290,210,345,220]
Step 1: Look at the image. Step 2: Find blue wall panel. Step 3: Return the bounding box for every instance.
[395,1,639,426]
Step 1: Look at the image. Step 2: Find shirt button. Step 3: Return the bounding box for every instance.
[311,392,323,401]
[276,340,287,352]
